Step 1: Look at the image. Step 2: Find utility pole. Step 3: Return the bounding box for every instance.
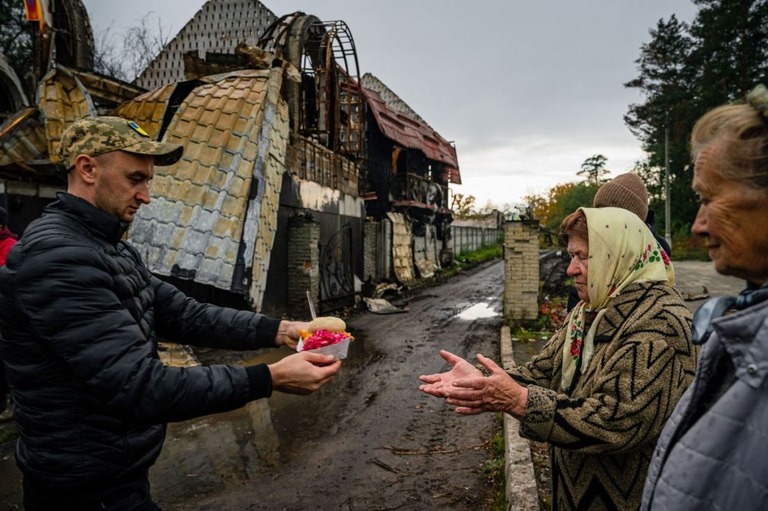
[664,112,672,250]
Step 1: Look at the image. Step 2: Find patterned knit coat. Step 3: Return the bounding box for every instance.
[512,282,696,510]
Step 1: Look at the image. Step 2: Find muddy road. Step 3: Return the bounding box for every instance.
[0,259,505,510]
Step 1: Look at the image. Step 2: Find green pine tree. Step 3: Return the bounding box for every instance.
[0,0,33,97]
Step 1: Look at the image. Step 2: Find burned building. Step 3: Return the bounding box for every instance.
[0,0,463,317]
[0,0,145,231]
[135,1,277,90]
[359,73,459,281]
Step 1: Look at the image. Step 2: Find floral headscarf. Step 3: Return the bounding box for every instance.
[561,207,674,390]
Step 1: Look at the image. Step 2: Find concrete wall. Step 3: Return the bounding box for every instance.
[451,210,503,229]
[503,221,539,322]
[360,220,506,288]
[262,170,365,315]
[413,223,442,278]
[387,212,415,284]
[451,225,503,255]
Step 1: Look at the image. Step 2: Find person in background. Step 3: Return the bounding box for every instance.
[0,116,342,510]
[0,206,16,419]
[593,172,671,256]
[567,172,672,311]
[641,84,768,511]
[421,207,696,510]
[643,209,669,254]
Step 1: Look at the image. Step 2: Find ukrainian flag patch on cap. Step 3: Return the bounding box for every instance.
[128,121,149,137]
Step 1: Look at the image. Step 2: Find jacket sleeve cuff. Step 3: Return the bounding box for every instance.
[519,385,557,442]
[255,316,282,346]
[245,364,273,400]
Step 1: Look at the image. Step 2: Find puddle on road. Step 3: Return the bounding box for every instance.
[0,334,374,507]
[454,301,501,320]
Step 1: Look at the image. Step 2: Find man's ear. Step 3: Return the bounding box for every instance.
[73,154,97,184]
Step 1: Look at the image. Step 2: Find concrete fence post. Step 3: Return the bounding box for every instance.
[381,218,393,281]
[503,221,540,322]
[287,215,320,317]
[363,221,379,283]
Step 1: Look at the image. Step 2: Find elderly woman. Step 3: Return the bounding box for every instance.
[641,86,768,511]
[420,207,696,510]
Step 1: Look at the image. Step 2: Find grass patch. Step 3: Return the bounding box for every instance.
[671,232,709,261]
[439,243,503,279]
[456,243,503,266]
[511,327,554,342]
[673,246,709,261]
[482,415,508,511]
[506,296,564,345]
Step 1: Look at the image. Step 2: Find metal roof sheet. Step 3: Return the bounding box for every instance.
[38,66,97,166]
[361,75,461,185]
[113,84,177,139]
[126,68,290,309]
[0,108,48,169]
[0,66,148,179]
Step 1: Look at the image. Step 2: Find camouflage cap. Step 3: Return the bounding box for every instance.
[57,116,183,171]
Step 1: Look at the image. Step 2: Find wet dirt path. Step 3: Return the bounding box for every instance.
[0,260,505,510]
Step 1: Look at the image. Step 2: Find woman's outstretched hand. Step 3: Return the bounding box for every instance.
[444,354,528,419]
[419,351,528,419]
[418,350,482,397]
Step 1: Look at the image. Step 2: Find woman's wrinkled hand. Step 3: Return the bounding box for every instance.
[444,354,528,419]
[418,350,483,398]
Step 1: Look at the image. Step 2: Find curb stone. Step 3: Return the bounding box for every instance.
[500,325,540,511]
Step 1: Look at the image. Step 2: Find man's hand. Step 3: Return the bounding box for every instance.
[276,320,310,350]
[268,351,341,395]
[418,350,483,398]
[444,354,528,419]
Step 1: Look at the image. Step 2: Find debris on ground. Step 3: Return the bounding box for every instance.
[678,285,710,301]
[363,297,409,314]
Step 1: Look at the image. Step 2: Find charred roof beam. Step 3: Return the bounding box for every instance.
[257,12,364,160]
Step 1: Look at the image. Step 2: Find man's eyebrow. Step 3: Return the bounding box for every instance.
[129,169,152,179]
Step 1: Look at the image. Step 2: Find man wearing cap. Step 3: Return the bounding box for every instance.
[0,116,341,510]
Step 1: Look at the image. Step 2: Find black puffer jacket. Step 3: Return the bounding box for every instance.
[0,192,280,487]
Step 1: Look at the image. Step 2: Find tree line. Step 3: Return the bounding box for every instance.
[513,1,768,238]
[625,0,768,237]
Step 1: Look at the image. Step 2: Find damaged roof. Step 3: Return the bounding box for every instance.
[0,64,145,181]
[120,68,291,309]
[361,73,460,185]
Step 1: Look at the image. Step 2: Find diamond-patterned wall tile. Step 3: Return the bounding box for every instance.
[127,69,290,308]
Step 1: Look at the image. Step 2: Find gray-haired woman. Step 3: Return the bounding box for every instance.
[641,85,768,510]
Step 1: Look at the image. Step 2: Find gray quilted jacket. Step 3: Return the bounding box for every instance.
[641,297,768,510]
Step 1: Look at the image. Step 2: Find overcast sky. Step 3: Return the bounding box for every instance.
[82,0,699,209]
